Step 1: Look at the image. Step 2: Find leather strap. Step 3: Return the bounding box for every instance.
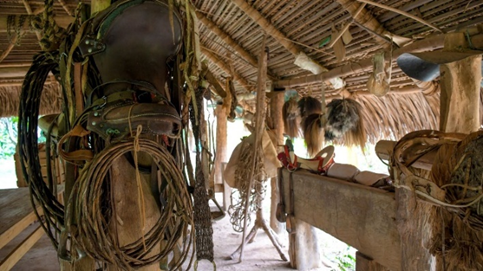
[58,124,94,163]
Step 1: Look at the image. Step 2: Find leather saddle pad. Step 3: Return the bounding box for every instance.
[83,0,183,98]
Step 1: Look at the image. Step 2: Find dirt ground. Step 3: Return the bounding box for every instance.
[4,190,347,271]
[4,214,344,271]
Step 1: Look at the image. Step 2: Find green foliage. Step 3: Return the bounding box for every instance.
[318,35,331,48]
[0,117,46,159]
[335,246,356,271]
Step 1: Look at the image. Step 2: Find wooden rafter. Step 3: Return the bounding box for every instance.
[336,0,412,47]
[201,46,253,92]
[0,36,17,63]
[231,0,338,79]
[274,34,453,88]
[195,9,278,80]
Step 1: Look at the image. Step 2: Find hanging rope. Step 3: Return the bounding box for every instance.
[69,137,194,270]
[228,143,267,232]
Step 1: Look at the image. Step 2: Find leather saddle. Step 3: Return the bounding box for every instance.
[78,0,183,138]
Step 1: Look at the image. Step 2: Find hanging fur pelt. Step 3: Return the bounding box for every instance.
[282,96,301,138]
[325,98,366,148]
[282,96,365,156]
[283,96,325,156]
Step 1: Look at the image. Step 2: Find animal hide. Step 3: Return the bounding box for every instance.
[282,96,301,138]
[325,98,364,142]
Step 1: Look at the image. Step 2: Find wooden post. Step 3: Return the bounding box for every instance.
[269,91,285,234]
[439,33,481,133]
[396,32,482,271]
[214,104,227,187]
[288,219,322,270]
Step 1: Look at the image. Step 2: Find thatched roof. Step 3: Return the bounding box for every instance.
[0,0,482,142]
[0,82,62,118]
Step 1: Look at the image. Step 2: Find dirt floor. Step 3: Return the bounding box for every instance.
[3,213,344,271]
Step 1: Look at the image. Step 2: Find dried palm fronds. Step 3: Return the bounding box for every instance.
[0,83,62,118]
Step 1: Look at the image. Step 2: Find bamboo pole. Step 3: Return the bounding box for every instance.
[201,46,253,92]
[195,10,278,80]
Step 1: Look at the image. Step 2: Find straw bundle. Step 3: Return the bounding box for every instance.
[427,131,483,271]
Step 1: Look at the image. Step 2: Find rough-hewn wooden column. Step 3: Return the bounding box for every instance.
[269,91,285,234]
[214,104,227,187]
[397,32,482,271]
[439,33,481,133]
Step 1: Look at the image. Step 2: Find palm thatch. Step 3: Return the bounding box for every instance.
[0,0,482,144]
[0,83,62,118]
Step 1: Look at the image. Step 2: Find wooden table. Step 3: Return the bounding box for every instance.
[0,188,44,270]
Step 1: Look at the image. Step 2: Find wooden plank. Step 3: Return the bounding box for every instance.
[0,225,44,270]
[0,188,38,249]
[281,169,400,271]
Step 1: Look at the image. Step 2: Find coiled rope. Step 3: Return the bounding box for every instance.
[68,136,194,270]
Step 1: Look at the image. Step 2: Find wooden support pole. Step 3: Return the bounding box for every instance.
[439,33,481,133]
[269,91,285,234]
[201,62,227,98]
[214,104,227,186]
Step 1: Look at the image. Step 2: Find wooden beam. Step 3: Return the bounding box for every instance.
[201,62,227,98]
[0,66,30,78]
[201,46,252,92]
[281,169,401,271]
[195,10,278,80]
[273,33,473,88]
[231,0,344,88]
